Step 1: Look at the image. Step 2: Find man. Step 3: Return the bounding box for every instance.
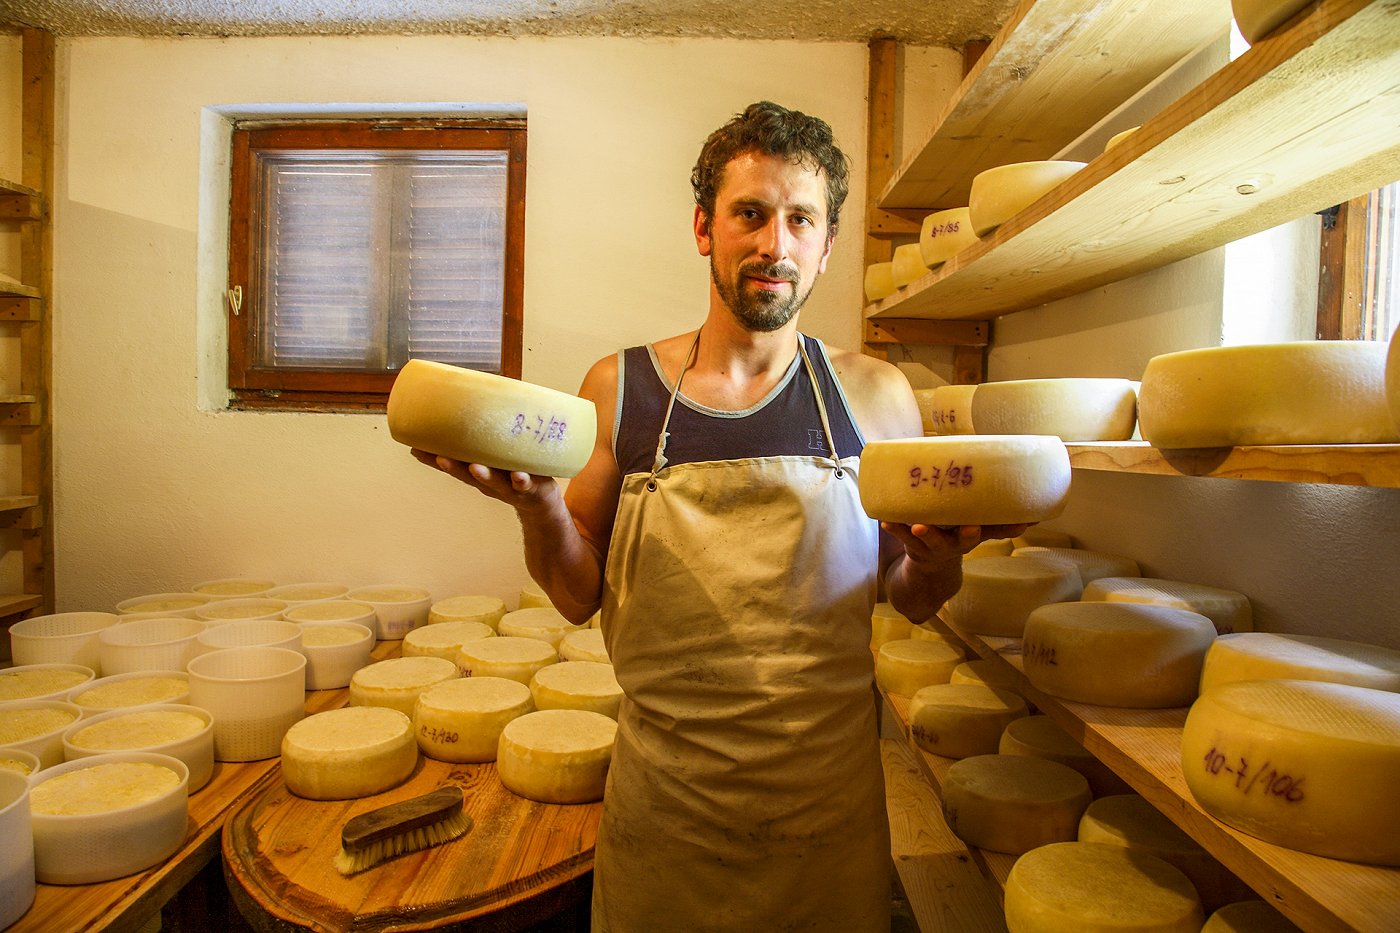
[415,101,1022,932]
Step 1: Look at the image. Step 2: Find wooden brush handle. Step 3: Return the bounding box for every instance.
[341,785,465,850]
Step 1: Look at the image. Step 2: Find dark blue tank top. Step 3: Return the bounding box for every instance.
[612,334,866,477]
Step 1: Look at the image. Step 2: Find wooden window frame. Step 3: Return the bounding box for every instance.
[227,119,526,411]
[1316,184,1395,342]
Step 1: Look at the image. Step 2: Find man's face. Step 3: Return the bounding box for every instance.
[696,151,834,332]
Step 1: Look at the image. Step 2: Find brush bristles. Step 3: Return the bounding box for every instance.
[334,809,473,876]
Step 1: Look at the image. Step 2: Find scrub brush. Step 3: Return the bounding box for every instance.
[333,785,472,876]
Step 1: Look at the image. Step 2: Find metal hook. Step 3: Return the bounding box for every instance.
[227,285,243,316]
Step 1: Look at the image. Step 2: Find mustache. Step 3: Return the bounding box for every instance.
[741,262,799,283]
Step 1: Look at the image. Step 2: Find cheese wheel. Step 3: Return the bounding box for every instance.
[281,707,417,799]
[497,709,617,804]
[1201,900,1304,933]
[1231,0,1312,43]
[908,622,966,658]
[964,537,1013,560]
[456,636,558,684]
[950,659,1017,692]
[911,388,940,435]
[68,709,205,751]
[1012,546,1140,586]
[1137,341,1398,448]
[907,683,1028,759]
[919,207,979,267]
[1387,323,1400,433]
[968,160,1086,237]
[71,674,189,710]
[530,661,623,719]
[1000,714,1134,797]
[402,620,496,660]
[388,358,596,476]
[858,435,1071,527]
[875,639,964,697]
[891,242,929,288]
[429,595,508,629]
[1021,602,1216,708]
[1083,577,1253,635]
[518,581,553,610]
[1013,526,1073,549]
[1078,795,1252,911]
[348,656,459,716]
[971,378,1138,442]
[413,676,534,762]
[0,667,91,702]
[30,761,182,816]
[1181,679,1400,865]
[945,555,1081,638]
[871,602,914,650]
[1104,125,1141,151]
[1200,632,1400,695]
[1004,841,1203,933]
[559,627,610,663]
[942,754,1091,854]
[497,607,572,649]
[864,261,898,302]
[928,384,977,435]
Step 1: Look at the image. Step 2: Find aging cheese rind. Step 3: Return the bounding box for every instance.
[497,709,617,804]
[1199,631,1400,694]
[413,676,534,763]
[456,636,558,685]
[1012,546,1140,587]
[945,555,1081,638]
[971,378,1138,442]
[891,242,929,288]
[968,160,1086,236]
[875,639,963,697]
[942,754,1091,855]
[907,683,1028,759]
[928,384,977,435]
[1083,576,1252,635]
[999,714,1133,798]
[530,661,623,719]
[497,607,572,649]
[281,707,417,800]
[348,656,460,716]
[919,207,979,267]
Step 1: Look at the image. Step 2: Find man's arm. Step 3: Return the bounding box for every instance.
[412,356,623,625]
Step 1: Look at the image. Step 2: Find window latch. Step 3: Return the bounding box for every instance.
[227,285,243,316]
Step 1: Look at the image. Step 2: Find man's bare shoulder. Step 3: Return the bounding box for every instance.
[824,344,922,441]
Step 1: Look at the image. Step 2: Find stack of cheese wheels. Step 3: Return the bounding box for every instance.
[1012,546,1140,587]
[857,435,1071,527]
[875,639,964,697]
[497,709,617,804]
[964,537,1013,559]
[864,262,898,302]
[968,160,1087,237]
[945,555,1081,638]
[530,661,623,719]
[912,388,940,435]
[1004,841,1204,933]
[1000,714,1133,797]
[907,683,1028,759]
[429,595,507,629]
[518,581,553,610]
[348,656,459,717]
[498,607,572,649]
[1200,631,1400,694]
[280,706,417,799]
[1231,0,1312,43]
[387,359,597,477]
[1388,323,1400,432]
[1021,602,1216,708]
[891,242,929,288]
[1137,341,1399,448]
[1014,526,1073,549]
[1079,794,1252,911]
[927,384,977,435]
[1202,900,1303,933]
[559,627,609,663]
[919,207,979,267]
[870,602,914,650]
[1083,576,1253,635]
[1181,679,1400,865]
[413,676,534,763]
[402,620,496,661]
[942,754,1091,854]
[456,636,557,684]
[971,378,1138,441]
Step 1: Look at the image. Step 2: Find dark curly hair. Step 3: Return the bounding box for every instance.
[691,101,851,237]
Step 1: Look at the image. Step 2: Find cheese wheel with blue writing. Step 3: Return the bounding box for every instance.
[858,435,1070,527]
[971,377,1138,441]
[1083,576,1252,635]
[1181,679,1400,865]
[1199,632,1400,695]
[387,359,596,477]
[945,555,1081,638]
[413,676,533,763]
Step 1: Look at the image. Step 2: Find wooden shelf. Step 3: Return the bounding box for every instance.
[868,0,1400,321]
[0,397,39,427]
[1066,441,1400,488]
[936,617,1400,933]
[0,495,38,512]
[0,593,43,619]
[879,0,1231,211]
[0,281,40,300]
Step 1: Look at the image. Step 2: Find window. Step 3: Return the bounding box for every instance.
[227,120,526,410]
[1317,179,1399,342]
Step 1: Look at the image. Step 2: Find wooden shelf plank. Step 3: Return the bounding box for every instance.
[0,282,40,300]
[1066,441,1400,488]
[0,177,40,199]
[0,594,43,618]
[868,0,1400,321]
[0,495,38,512]
[938,618,1400,933]
[880,0,1231,210]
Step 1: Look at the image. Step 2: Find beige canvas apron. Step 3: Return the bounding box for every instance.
[591,338,890,933]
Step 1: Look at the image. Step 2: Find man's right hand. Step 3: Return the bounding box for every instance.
[411,449,560,514]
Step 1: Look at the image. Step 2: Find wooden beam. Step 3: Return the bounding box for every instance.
[865,35,900,269]
[0,296,40,321]
[864,319,988,347]
[1315,196,1369,339]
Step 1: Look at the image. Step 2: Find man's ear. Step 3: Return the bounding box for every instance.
[817,226,836,274]
[694,205,713,257]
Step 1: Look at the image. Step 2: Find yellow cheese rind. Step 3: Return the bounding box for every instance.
[1012,546,1140,587]
[1387,324,1400,434]
[558,628,610,663]
[387,358,596,477]
[1231,0,1313,43]
[1000,714,1133,797]
[1004,841,1203,933]
[950,659,1021,695]
[518,581,552,610]
[529,661,623,719]
[1200,632,1400,695]
[870,601,913,651]
[281,707,417,800]
[858,435,1071,527]
[497,607,572,649]
[1201,900,1304,933]
[1138,341,1399,448]
[908,683,1028,759]
[1022,602,1216,708]
[1180,679,1400,865]
[497,709,617,804]
[964,537,1012,560]
[945,555,1082,638]
[875,639,964,697]
[968,160,1087,236]
[864,261,898,302]
[919,207,979,267]
[1083,576,1252,635]
[348,656,460,716]
[928,384,977,435]
[972,378,1138,442]
[402,620,496,660]
[942,754,1091,854]
[1013,526,1073,549]
[428,595,508,629]
[413,676,534,763]
[456,636,558,685]
[891,242,929,288]
[1104,125,1141,151]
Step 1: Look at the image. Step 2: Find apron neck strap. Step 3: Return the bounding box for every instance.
[797,338,843,473]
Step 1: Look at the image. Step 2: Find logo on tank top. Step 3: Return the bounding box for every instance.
[807,429,828,452]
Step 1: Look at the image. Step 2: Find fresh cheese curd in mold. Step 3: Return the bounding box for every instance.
[72,673,189,710]
[0,666,92,702]
[30,761,182,816]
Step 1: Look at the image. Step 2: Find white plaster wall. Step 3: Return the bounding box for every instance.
[50,34,870,611]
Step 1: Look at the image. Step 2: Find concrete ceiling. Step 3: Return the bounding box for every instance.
[0,0,1016,45]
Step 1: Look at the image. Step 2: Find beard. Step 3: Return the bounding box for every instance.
[711,258,817,332]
